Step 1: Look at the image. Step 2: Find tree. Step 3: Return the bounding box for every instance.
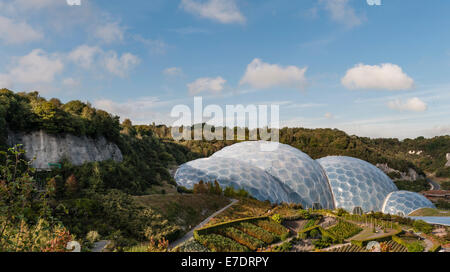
[0,145,70,251]
[65,174,78,197]
[193,180,208,194]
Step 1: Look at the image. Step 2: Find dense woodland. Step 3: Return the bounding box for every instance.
[1,89,449,251]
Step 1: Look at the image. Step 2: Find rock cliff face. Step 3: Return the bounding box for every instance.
[446,153,450,167]
[376,163,421,181]
[7,130,123,169]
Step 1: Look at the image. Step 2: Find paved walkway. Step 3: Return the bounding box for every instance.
[169,199,238,249]
[91,240,111,252]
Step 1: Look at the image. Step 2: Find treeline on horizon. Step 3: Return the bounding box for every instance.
[1,88,450,178]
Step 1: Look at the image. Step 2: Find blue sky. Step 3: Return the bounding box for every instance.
[0,0,449,139]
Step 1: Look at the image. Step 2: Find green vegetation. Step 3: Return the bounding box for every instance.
[196,234,249,252]
[412,220,433,234]
[409,208,450,217]
[175,238,210,252]
[218,227,265,251]
[327,220,363,240]
[254,219,290,239]
[394,179,430,192]
[235,222,278,244]
[0,146,71,252]
[406,241,425,252]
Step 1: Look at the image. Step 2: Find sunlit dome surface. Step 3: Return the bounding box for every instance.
[382,191,435,216]
[317,156,398,213]
[175,156,291,203]
[212,141,335,209]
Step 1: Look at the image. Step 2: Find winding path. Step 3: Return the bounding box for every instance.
[427,178,441,191]
[169,199,238,249]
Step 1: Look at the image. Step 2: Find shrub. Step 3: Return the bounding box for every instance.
[406,241,425,252]
[413,220,433,234]
[272,241,292,252]
[86,231,101,244]
[309,229,320,239]
[271,214,282,224]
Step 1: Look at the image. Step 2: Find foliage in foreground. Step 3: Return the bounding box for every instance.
[0,146,71,252]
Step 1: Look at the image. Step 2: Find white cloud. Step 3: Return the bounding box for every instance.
[103,52,141,78]
[240,58,308,90]
[181,0,245,24]
[163,67,183,76]
[68,45,102,69]
[62,77,79,87]
[342,63,414,90]
[324,112,334,119]
[387,97,428,112]
[133,35,167,55]
[187,76,226,95]
[319,0,364,28]
[0,0,61,12]
[0,74,13,89]
[93,97,175,124]
[68,45,140,77]
[94,22,124,44]
[6,49,64,85]
[0,16,43,44]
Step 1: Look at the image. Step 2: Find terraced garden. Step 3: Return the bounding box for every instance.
[326,220,363,240]
[327,240,407,252]
[194,218,290,252]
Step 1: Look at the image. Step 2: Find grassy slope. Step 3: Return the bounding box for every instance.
[409,208,450,217]
[134,194,231,233]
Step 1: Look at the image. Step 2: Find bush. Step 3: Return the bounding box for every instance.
[272,241,292,252]
[309,229,320,239]
[86,231,101,244]
[406,241,425,252]
[271,214,282,224]
[413,220,433,234]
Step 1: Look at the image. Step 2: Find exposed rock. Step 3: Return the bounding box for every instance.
[376,163,421,181]
[7,130,123,169]
[446,153,450,167]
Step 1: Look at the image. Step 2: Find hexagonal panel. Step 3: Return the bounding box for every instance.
[382,191,435,216]
[211,141,335,209]
[175,156,291,204]
[317,156,398,213]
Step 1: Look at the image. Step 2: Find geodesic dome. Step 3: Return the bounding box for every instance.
[174,156,291,203]
[211,141,335,209]
[382,191,435,216]
[317,156,398,213]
